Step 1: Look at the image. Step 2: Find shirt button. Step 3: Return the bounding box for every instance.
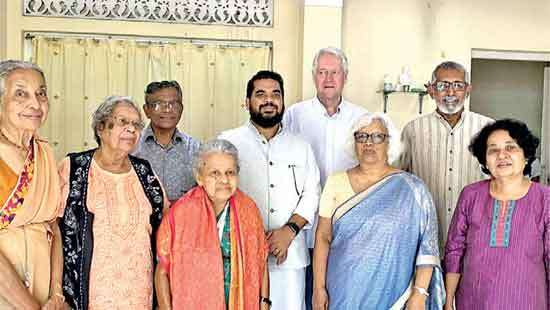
[450,133,454,136]
[270,208,275,213]
[448,208,451,212]
[449,168,453,171]
[448,187,452,191]
[262,141,267,144]
[269,161,273,166]
[450,150,453,154]
[270,184,275,188]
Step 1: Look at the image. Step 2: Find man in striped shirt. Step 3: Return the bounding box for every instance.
[400,61,493,253]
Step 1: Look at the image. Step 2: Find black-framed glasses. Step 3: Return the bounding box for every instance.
[433,81,468,92]
[111,115,145,131]
[147,100,182,112]
[145,80,182,94]
[354,132,388,144]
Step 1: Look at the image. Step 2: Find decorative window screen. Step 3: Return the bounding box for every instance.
[23,0,273,27]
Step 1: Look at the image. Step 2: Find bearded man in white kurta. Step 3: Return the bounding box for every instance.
[220,70,320,310]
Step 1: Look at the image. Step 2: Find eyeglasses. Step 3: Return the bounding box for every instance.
[433,81,468,92]
[147,100,182,112]
[354,132,388,144]
[110,115,145,130]
[145,80,181,94]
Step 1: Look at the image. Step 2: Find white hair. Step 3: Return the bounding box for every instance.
[192,139,240,176]
[430,61,470,84]
[91,95,142,145]
[312,47,349,76]
[344,112,402,164]
[0,60,46,105]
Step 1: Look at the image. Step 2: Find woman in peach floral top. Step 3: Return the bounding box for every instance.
[58,96,167,310]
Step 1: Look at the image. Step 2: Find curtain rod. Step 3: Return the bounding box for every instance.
[24,32,272,49]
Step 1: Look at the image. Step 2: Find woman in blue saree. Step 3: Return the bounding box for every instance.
[312,112,444,310]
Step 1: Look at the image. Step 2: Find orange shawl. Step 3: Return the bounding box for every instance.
[157,186,268,310]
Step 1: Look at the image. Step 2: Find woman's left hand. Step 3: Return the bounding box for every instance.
[41,294,67,310]
[405,292,426,310]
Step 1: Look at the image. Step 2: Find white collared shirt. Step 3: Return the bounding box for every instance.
[283,97,368,186]
[283,97,367,247]
[400,110,494,251]
[220,122,321,269]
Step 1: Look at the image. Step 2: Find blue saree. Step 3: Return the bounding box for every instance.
[326,172,445,309]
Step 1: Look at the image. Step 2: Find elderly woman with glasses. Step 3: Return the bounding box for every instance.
[312,112,444,310]
[155,139,270,310]
[0,60,64,309]
[58,96,168,309]
[445,119,549,310]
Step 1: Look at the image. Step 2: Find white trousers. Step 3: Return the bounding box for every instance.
[269,267,306,310]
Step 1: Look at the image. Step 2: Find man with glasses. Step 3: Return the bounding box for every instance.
[135,80,200,203]
[220,70,320,310]
[400,61,493,253]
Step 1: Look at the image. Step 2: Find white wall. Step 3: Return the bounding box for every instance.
[0,0,7,60]
[301,4,342,100]
[342,0,550,129]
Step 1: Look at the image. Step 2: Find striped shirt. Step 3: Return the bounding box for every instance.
[400,110,493,250]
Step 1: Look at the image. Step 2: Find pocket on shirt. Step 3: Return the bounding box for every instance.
[281,160,306,197]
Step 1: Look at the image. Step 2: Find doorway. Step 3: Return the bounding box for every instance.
[470,49,550,183]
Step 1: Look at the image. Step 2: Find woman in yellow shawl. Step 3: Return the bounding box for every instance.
[0,60,63,309]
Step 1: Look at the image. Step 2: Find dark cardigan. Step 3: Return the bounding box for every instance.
[59,149,164,310]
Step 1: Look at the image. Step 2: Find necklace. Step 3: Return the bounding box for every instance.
[0,129,28,151]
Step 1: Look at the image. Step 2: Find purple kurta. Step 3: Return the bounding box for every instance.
[445,180,550,310]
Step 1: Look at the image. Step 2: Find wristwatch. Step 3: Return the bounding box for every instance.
[260,296,272,308]
[285,222,300,236]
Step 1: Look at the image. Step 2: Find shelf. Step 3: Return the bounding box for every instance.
[376,89,428,114]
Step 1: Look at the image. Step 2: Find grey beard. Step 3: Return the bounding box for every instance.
[438,96,463,114]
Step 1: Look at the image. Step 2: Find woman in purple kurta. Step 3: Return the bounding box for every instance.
[444,119,550,310]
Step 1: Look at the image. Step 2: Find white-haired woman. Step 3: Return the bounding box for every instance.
[58,96,168,309]
[155,139,269,310]
[312,112,444,310]
[0,60,64,309]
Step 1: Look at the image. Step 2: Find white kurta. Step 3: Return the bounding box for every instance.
[283,97,367,247]
[220,122,320,310]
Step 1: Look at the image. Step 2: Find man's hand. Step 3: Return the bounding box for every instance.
[266,226,295,265]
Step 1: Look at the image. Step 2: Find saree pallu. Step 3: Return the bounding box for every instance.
[326,172,444,309]
[0,138,60,308]
[157,186,268,310]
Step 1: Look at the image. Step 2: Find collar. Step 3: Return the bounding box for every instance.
[246,120,284,143]
[143,125,184,144]
[313,96,346,118]
[432,109,468,129]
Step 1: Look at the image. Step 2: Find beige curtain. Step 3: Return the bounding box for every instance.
[32,36,271,159]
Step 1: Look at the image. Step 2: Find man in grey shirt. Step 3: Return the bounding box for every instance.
[134,80,200,203]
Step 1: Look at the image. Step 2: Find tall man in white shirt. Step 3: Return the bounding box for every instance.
[283,47,367,309]
[220,70,320,310]
[400,61,493,253]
